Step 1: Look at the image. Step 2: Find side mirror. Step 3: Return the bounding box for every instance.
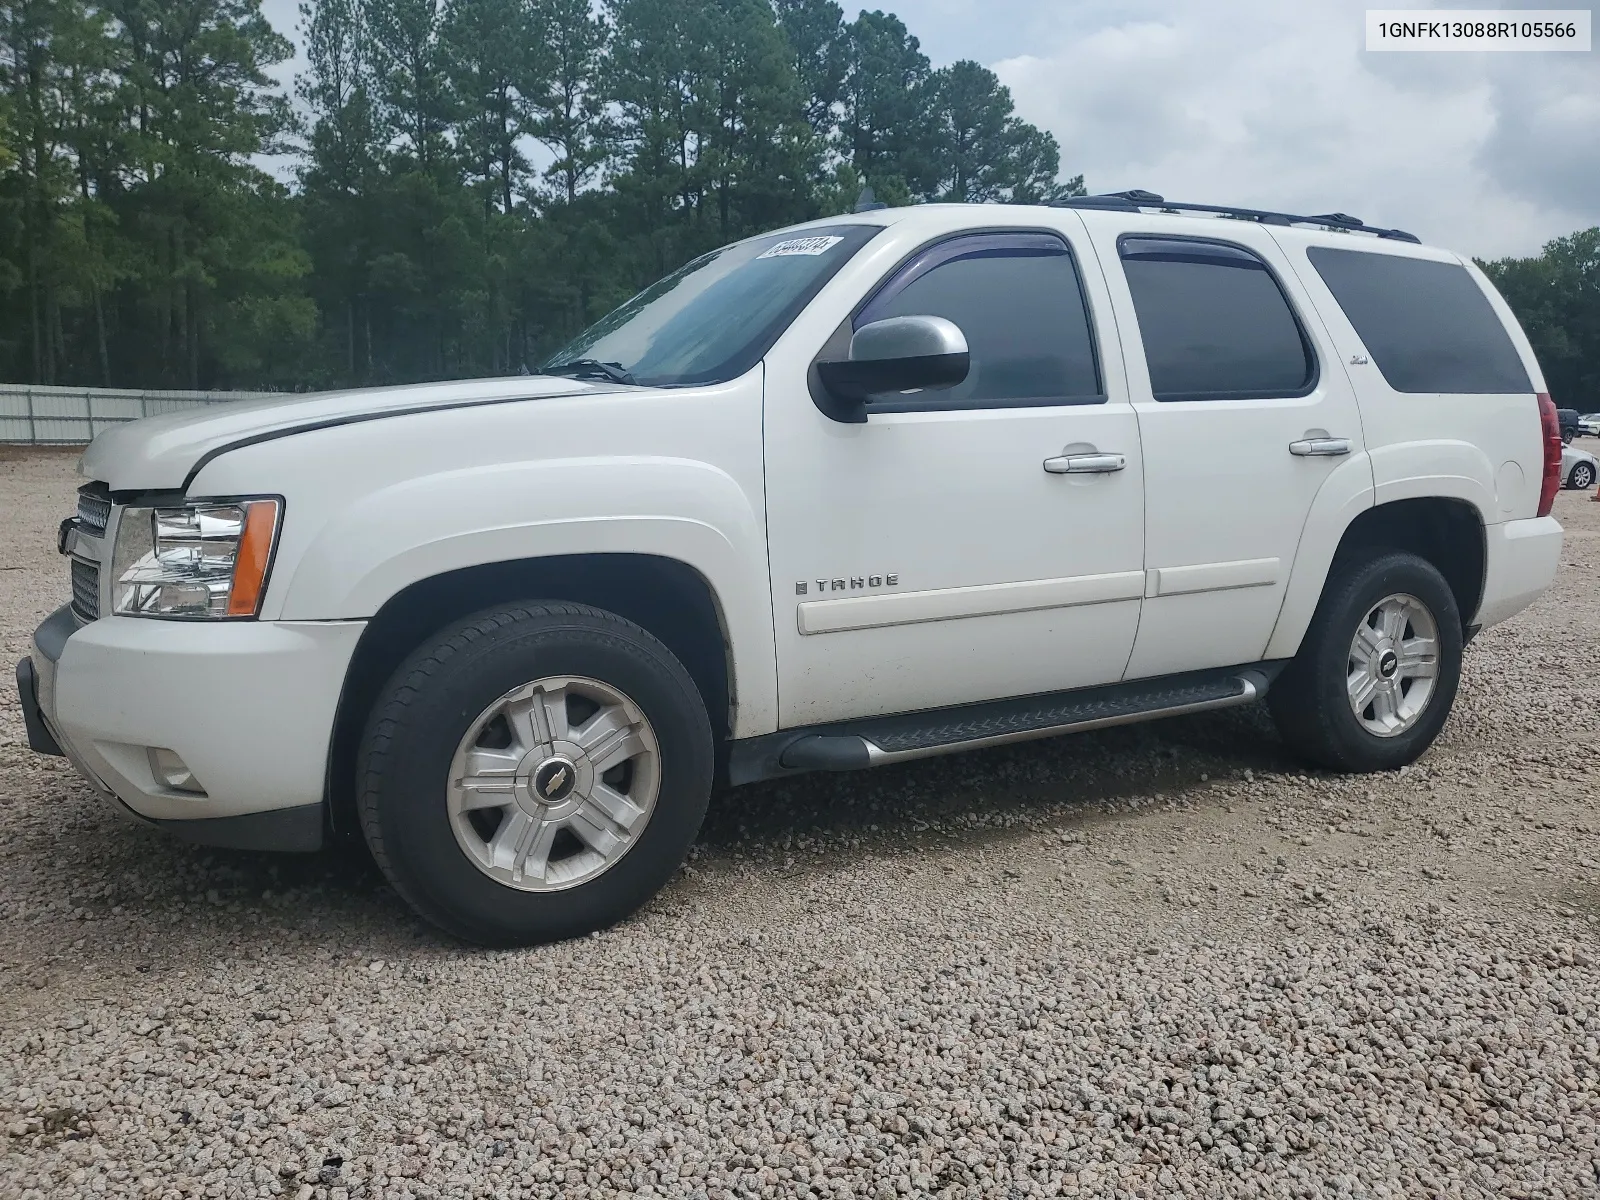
[816,315,970,402]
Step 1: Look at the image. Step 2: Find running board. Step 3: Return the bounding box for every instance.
[725,667,1275,784]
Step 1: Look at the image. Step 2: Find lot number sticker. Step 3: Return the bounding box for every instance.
[757,236,844,258]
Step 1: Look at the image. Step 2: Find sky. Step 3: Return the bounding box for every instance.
[257,0,1599,261]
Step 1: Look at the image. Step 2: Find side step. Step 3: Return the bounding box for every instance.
[772,668,1272,775]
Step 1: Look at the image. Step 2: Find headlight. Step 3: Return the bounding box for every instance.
[111,499,282,618]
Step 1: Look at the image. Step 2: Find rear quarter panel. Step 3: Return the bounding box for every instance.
[1272,233,1543,525]
[1264,232,1546,656]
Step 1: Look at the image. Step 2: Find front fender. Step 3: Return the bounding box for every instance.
[275,456,778,736]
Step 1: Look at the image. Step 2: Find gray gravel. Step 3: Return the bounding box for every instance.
[2,443,1598,1199]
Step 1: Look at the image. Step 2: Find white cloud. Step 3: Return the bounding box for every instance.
[989,0,1598,259]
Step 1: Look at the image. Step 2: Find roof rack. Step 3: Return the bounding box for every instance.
[1053,190,1421,243]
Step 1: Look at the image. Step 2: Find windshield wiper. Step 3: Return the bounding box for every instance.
[539,358,636,385]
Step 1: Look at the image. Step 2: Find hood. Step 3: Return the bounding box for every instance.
[80,375,618,492]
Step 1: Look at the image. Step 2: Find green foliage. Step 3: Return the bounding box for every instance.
[1,0,307,385]
[0,0,1094,389]
[1480,229,1600,409]
[922,60,1082,205]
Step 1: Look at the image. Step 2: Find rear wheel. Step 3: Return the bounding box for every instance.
[1570,461,1594,490]
[357,603,714,945]
[1269,551,1462,773]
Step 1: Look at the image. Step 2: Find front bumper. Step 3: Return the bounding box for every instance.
[20,605,366,851]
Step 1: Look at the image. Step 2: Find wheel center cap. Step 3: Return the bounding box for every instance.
[532,756,578,803]
[1377,649,1399,679]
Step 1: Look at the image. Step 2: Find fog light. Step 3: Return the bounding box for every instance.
[148,747,205,795]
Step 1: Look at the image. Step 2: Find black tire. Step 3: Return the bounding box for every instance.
[1269,551,1462,773]
[1570,462,1594,491]
[357,602,714,946]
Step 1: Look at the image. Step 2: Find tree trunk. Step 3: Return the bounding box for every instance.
[186,280,200,389]
[94,288,111,386]
[49,295,66,384]
[27,239,43,383]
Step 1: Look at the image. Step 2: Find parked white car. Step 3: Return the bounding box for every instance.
[1579,413,1600,437]
[1562,443,1598,490]
[18,191,1565,944]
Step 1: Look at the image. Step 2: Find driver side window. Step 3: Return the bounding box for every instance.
[857,232,1104,410]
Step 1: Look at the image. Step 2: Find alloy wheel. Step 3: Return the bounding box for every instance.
[1346,593,1439,738]
[446,675,660,891]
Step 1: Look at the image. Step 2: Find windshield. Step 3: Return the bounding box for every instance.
[543,224,882,387]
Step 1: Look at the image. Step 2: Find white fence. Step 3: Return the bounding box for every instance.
[0,384,284,444]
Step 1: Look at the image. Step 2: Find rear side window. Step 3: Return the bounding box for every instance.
[1119,237,1315,402]
[857,232,1102,408]
[1306,248,1531,394]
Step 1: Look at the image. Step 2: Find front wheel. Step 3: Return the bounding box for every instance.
[1570,461,1595,491]
[357,603,714,946]
[1269,551,1462,773]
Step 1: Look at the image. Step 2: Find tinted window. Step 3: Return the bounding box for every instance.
[1307,248,1531,394]
[547,224,881,387]
[1120,237,1314,402]
[858,233,1101,406]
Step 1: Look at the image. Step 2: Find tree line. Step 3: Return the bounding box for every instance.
[4,1,1594,402]
[1479,229,1600,412]
[0,0,1082,390]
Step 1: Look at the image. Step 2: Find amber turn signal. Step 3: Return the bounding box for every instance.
[226,499,281,617]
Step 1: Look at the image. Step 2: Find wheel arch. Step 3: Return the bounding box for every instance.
[1267,496,1486,659]
[324,553,736,840]
[1329,498,1486,620]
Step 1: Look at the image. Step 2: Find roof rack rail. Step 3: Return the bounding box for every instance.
[1052,191,1421,243]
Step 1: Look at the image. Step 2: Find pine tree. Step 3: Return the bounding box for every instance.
[526,0,608,206]
[442,0,540,216]
[0,0,120,382]
[105,0,308,387]
[837,10,932,200]
[297,0,380,380]
[923,60,1083,204]
[365,0,450,169]
[773,0,845,143]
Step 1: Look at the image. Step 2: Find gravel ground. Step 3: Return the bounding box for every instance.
[1,443,1597,1200]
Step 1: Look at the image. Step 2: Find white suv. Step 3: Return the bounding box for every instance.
[17,192,1565,945]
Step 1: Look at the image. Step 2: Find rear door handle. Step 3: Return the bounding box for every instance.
[1288,437,1351,457]
[1044,452,1126,474]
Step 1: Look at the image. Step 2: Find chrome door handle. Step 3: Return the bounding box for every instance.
[1288,437,1351,457]
[1044,452,1127,474]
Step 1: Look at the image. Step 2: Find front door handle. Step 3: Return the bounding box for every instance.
[1288,437,1351,457]
[1044,452,1127,474]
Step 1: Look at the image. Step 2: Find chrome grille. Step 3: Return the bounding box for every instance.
[71,558,100,622]
[77,484,112,535]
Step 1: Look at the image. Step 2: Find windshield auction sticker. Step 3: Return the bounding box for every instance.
[758,236,846,258]
[1367,9,1591,50]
